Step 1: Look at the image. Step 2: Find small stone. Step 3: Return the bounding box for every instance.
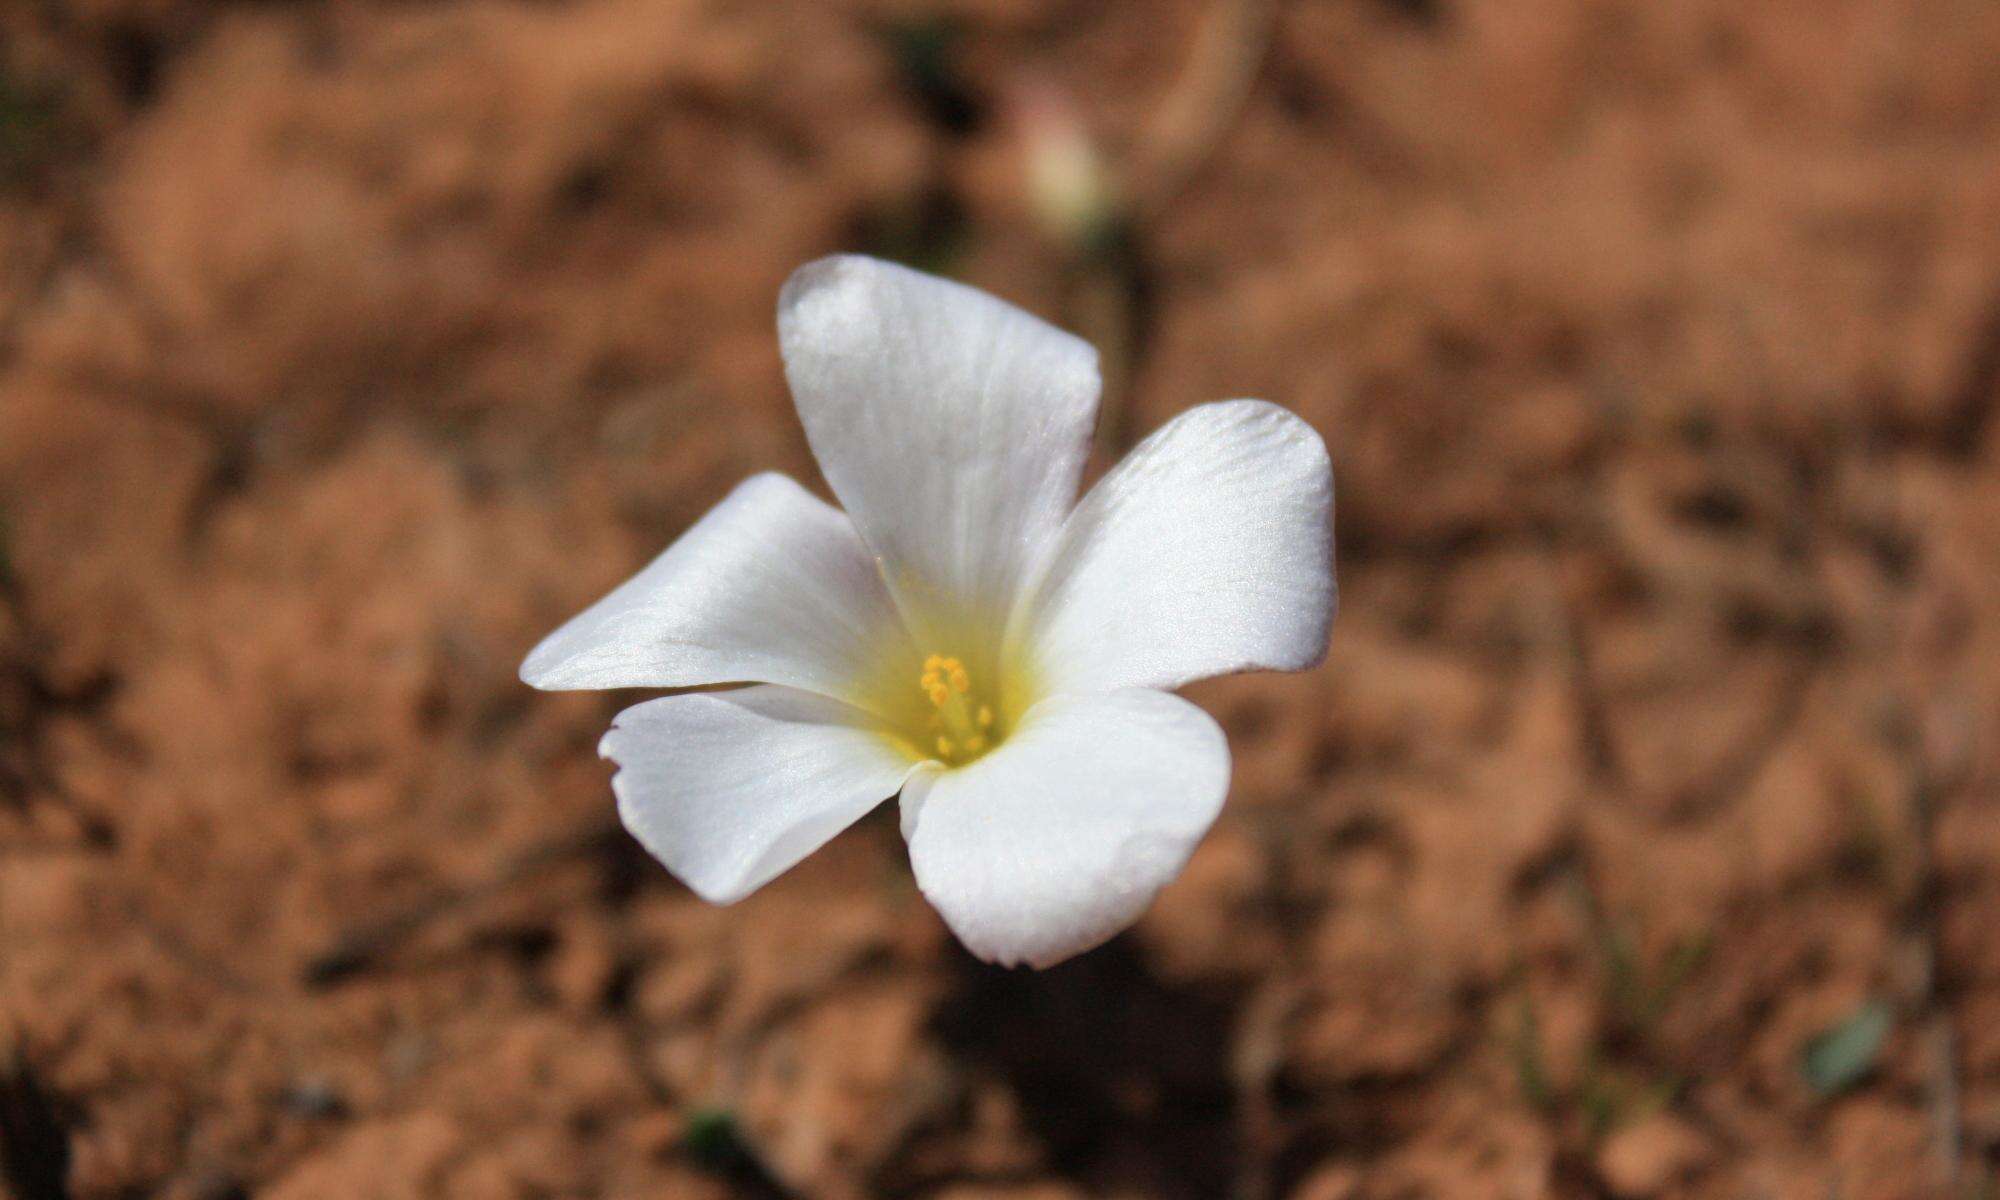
[1596,1113,1713,1197]
[1288,1162,1361,1200]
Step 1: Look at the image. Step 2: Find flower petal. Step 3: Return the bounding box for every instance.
[520,473,902,705]
[603,687,920,904]
[903,689,1229,968]
[778,255,1100,631]
[1017,400,1335,695]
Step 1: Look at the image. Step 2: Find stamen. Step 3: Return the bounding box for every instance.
[917,655,995,765]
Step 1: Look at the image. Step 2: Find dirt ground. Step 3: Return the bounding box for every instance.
[3,0,2000,1196]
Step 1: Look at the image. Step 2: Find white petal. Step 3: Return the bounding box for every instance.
[904,689,1229,968]
[520,473,902,704]
[602,687,919,904]
[1017,400,1336,695]
[778,255,1100,630]
[896,766,936,842]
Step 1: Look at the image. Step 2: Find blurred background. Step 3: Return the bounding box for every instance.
[3,0,1999,1196]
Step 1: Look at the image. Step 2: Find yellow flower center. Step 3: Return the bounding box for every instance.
[853,602,1035,768]
[919,654,995,764]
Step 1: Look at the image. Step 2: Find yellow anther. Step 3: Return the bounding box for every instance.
[916,653,998,765]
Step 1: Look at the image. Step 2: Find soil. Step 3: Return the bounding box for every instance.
[4,0,2000,1196]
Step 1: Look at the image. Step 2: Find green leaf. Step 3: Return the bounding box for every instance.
[1639,930,1712,1029]
[1801,999,1893,1097]
[1509,991,1556,1112]
[682,1105,748,1169]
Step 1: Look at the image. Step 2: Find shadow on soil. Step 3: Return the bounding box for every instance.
[927,936,1244,1197]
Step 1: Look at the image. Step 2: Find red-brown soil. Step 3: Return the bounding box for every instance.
[4,1,2000,1196]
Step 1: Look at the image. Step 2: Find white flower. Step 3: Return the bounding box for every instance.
[521,255,1336,968]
